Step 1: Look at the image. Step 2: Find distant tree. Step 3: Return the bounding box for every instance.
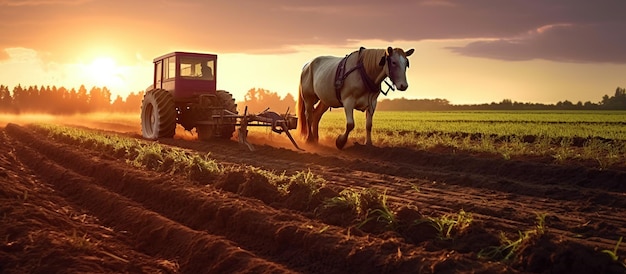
[0,85,12,112]
[239,88,295,113]
[88,86,112,111]
[11,85,25,112]
[282,93,297,113]
[76,85,89,112]
[377,97,452,111]
[123,91,144,112]
[599,86,626,110]
[2,84,625,113]
[575,101,583,109]
[111,95,125,112]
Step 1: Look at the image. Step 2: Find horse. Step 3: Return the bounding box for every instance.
[297,46,414,149]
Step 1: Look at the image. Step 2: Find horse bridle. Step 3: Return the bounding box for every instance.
[379,47,409,95]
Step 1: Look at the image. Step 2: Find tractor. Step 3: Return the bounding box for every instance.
[140,51,301,150]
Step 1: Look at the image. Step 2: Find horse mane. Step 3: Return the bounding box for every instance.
[358,48,387,84]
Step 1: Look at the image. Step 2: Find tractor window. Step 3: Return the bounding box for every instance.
[203,60,214,80]
[155,61,162,85]
[179,60,196,78]
[180,57,214,80]
[165,57,176,79]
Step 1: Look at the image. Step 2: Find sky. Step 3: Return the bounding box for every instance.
[1,0,625,105]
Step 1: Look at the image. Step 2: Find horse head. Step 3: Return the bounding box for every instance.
[379,47,414,91]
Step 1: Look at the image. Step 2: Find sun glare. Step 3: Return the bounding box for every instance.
[88,57,117,84]
[84,56,130,97]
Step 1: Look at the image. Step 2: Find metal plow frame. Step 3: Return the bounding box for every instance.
[213,107,302,151]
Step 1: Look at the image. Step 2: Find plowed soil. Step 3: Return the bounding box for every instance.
[1,118,625,274]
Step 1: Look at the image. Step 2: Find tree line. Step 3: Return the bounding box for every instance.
[0,85,297,115]
[377,86,626,111]
[1,84,625,114]
[237,88,296,114]
[0,85,143,114]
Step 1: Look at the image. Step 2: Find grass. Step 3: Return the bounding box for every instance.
[24,122,624,269]
[478,212,548,261]
[323,188,385,216]
[323,188,362,214]
[286,169,326,199]
[289,169,326,191]
[324,188,476,239]
[36,124,225,182]
[359,189,396,230]
[314,111,626,167]
[427,209,473,240]
[323,188,400,230]
[37,111,625,168]
[602,236,623,262]
[33,124,328,201]
[68,230,97,252]
[318,111,626,140]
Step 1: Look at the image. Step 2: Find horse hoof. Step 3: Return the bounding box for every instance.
[336,136,347,149]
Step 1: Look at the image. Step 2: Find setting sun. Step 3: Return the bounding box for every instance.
[88,57,118,85]
[84,56,130,97]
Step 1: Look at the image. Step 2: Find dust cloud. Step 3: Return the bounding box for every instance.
[0,112,141,134]
[0,112,342,153]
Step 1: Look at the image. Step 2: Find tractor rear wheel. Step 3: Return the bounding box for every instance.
[141,89,176,140]
[216,90,238,139]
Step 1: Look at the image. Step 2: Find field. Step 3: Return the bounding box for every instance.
[1,111,625,273]
[317,111,626,168]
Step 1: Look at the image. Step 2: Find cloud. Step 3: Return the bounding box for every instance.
[0,49,9,61]
[448,23,626,63]
[420,0,456,7]
[0,0,91,6]
[1,0,626,64]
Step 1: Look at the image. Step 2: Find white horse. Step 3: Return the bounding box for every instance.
[297,46,414,149]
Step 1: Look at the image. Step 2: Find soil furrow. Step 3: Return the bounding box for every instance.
[3,122,625,274]
[7,124,495,273]
[153,133,626,253]
[5,125,294,274]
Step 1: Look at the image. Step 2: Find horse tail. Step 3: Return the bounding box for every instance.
[297,62,311,137]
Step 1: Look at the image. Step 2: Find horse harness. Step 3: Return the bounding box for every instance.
[334,47,395,106]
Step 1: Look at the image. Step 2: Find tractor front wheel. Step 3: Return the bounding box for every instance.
[141,89,176,140]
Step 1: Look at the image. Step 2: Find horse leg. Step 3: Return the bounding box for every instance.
[365,107,374,146]
[304,100,318,143]
[336,103,355,150]
[310,101,329,142]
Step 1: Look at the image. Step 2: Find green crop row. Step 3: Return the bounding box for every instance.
[32,124,478,241]
[302,111,626,168]
[37,124,224,178]
[34,124,329,196]
[30,123,622,269]
[317,111,626,139]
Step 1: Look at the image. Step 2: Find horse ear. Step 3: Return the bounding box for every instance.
[379,56,386,66]
[405,49,415,57]
[386,47,393,56]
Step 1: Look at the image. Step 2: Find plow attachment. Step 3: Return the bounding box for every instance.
[214,107,302,151]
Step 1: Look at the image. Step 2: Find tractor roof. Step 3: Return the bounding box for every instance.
[153,52,218,62]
